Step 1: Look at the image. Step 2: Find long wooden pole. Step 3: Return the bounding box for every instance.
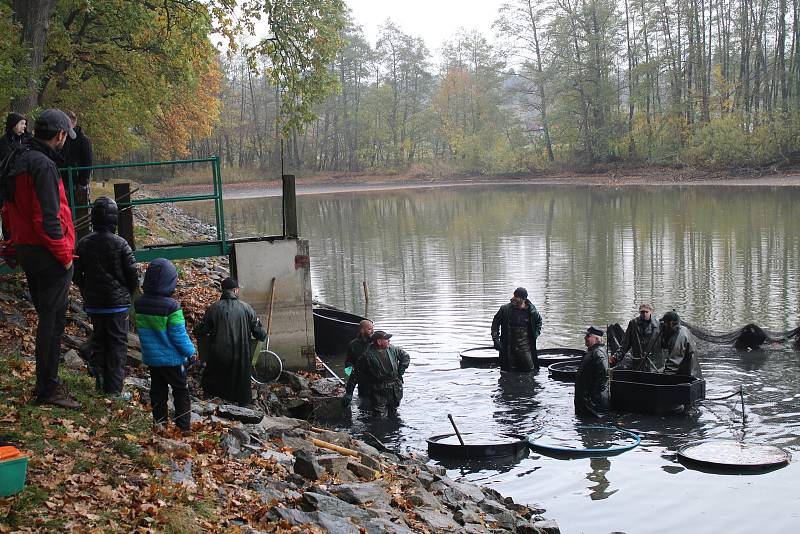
[363,280,369,317]
[266,277,277,351]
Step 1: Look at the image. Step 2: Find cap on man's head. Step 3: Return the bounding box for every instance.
[513,287,528,299]
[662,311,680,323]
[35,109,76,139]
[639,303,654,312]
[370,330,392,341]
[586,326,605,337]
[221,277,239,290]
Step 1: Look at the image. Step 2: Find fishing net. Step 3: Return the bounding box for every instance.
[681,321,800,350]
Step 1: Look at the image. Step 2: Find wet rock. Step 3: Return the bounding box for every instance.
[329,482,391,507]
[479,499,518,529]
[348,439,382,459]
[364,518,416,534]
[285,398,312,419]
[309,396,351,422]
[429,478,486,508]
[62,349,85,371]
[531,519,561,534]
[294,450,324,480]
[217,404,264,424]
[346,459,378,480]
[301,491,376,522]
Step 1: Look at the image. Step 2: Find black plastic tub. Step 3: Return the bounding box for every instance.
[459,347,584,368]
[547,358,583,381]
[427,433,529,459]
[677,440,791,474]
[611,370,706,413]
[312,308,368,356]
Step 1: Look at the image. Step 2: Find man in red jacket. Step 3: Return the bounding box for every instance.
[4,109,80,409]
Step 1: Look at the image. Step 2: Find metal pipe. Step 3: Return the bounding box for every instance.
[447,414,465,446]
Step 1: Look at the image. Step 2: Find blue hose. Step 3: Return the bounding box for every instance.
[528,425,641,456]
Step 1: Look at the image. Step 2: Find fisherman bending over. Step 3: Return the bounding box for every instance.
[575,326,610,417]
[491,287,543,372]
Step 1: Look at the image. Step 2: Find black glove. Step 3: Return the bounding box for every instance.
[493,339,502,351]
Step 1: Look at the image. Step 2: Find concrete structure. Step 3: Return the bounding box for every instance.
[230,237,315,371]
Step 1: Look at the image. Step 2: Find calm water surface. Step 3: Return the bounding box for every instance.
[187,185,800,534]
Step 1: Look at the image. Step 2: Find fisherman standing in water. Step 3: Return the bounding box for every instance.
[491,287,543,372]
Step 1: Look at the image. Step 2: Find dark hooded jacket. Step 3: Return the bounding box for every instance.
[0,113,30,162]
[194,289,267,405]
[491,300,543,371]
[74,197,139,308]
[575,342,610,417]
[619,315,664,372]
[60,125,93,188]
[134,258,195,367]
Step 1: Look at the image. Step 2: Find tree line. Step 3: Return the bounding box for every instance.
[5,1,800,174]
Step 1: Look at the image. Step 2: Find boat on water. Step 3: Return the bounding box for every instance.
[312,306,369,356]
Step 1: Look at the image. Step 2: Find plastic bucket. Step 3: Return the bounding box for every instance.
[0,451,29,497]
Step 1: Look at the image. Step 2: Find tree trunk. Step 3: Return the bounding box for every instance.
[11,0,58,112]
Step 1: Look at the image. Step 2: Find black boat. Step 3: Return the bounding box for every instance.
[459,346,584,368]
[312,307,368,356]
[547,358,583,381]
[611,370,706,413]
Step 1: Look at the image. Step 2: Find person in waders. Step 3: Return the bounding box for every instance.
[194,277,267,406]
[342,330,410,418]
[491,287,543,372]
[613,303,664,372]
[660,311,702,378]
[345,319,374,403]
[575,326,610,418]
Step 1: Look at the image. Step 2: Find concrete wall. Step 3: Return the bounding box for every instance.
[230,238,315,370]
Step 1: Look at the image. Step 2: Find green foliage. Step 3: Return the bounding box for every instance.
[684,116,752,166]
[0,4,28,108]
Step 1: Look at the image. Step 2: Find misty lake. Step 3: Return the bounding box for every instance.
[185,183,800,533]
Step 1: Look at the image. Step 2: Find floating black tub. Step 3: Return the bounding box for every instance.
[548,358,583,381]
[459,347,584,368]
[312,307,368,356]
[427,432,529,459]
[677,440,791,474]
[611,370,706,413]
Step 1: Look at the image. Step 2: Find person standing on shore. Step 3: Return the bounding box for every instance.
[194,277,267,406]
[0,112,30,161]
[575,326,610,417]
[491,287,543,372]
[4,109,79,409]
[613,303,663,372]
[73,197,139,399]
[343,330,410,418]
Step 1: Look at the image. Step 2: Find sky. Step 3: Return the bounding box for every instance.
[344,0,502,54]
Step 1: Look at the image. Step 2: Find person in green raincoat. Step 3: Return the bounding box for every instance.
[194,278,267,406]
[575,326,610,417]
[342,330,410,418]
[660,311,702,378]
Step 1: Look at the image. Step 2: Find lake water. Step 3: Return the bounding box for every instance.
[186,184,800,534]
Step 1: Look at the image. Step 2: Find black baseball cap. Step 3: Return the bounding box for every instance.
[221,277,239,290]
[586,326,605,337]
[34,109,76,139]
[370,330,392,341]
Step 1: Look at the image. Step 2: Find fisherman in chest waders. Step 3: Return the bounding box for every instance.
[342,330,410,418]
[660,311,703,378]
[613,303,665,372]
[491,287,543,372]
[575,326,610,417]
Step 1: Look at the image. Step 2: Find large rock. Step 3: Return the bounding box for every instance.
[247,415,309,439]
[217,404,264,424]
[301,491,376,523]
[479,499,518,530]
[124,377,151,394]
[280,371,310,391]
[415,508,458,531]
[310,377,344,396]
[62,349,85,371]
[259,449,294,466]
[329,482,392,507]
[430,477,487,506]
[0,307,27,328]
[531,519,561,534]
[346,460,378,480]
[309,396,351,422]
[294,450,324,480]
[307,511,360,534]
[268,506,315,527]
[316,454,351,479]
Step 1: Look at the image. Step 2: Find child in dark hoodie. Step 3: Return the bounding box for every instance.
[134,258,196,432]
[0,112,31,161]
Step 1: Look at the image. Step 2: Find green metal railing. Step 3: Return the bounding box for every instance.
[1,156,228,272]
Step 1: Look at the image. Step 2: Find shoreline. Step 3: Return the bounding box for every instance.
[149,166,800,200]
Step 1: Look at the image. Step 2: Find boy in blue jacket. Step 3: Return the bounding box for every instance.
[134,258,196,433]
